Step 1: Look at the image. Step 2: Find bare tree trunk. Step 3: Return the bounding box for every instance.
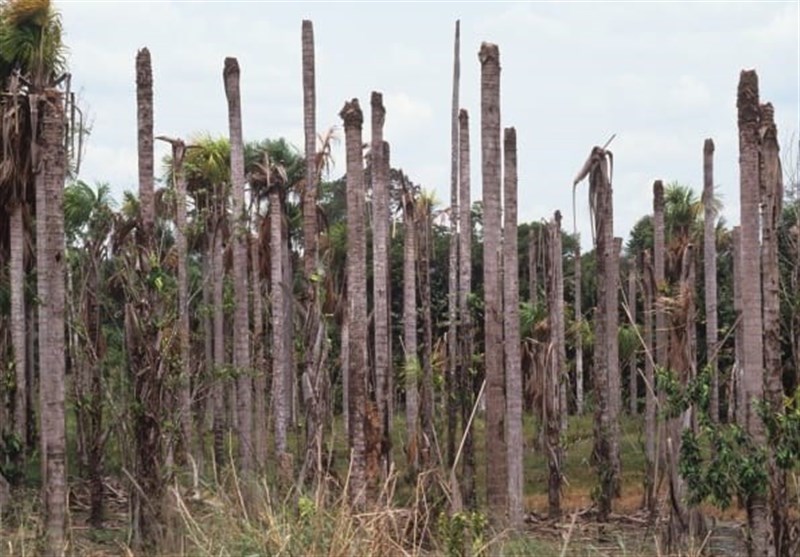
[759,102,786,557]
[37,89,67,555]
[702,139,719,424]
[10,203,26,446]
[418,200,436,469]
[270,178,288,459]
[479,42,507,522]
[341,99,368,507]
[737,69,771,557]
[371,92,391,472]
[546,211,565,519]
[212,232,226,470]
[457,109,475,507]
[223,57,252,474]
[653,180,667,492]
[628,268,638,415]
[609,237,622,496]
[503,128,524,527]
[402,179,419,471]
[446,20,461,470]
[251,230,267,471]
[529,229,538,307]
[732,226,744,427]
[574,236,584,415]
[642,251,657,512]
[301,20,318,280]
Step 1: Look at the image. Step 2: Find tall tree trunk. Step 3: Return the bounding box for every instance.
[270,176,289,459]
[503,128,524,527]
[10,203,26,447]
[702,139,719,424]
[546,211,565,519]
[653,180,667,492]
[212,231,226,470]
[732,226,744,427]
[168,140,193,462]
[371,92,391,471]
[37,89,67,556]
[223,57,252,474]
[529,228,538,306]
[446,20,461,470]
[301,20,318,279]
[402,178,419,471]
[642,251,657,512]
[457,109,475,507]
[628,268,638,415]
[251,229,267,471]
[130,49,164,552]
[737,69,770,557]
[574,236,584,415]
[418,199,435,468]
[341,99,368,507]
[609,237,622,495]
[479,42,507,521]
[759,102,786,557]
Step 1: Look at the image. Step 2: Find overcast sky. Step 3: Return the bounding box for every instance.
[60,1,798,248]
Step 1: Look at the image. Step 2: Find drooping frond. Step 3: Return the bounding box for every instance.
[0,0,66,84]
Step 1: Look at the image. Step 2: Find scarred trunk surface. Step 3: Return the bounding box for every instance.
[503,128,523,527]
[737,69,770,557]
[10,204,26,444]
[223,57,252,473]
[479,42,507,520]
[341,99,368,507]
[702,139,719,424]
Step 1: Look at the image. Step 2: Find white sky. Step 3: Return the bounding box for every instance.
[60,1,799,248]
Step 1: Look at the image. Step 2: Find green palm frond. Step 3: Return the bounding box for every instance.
[0,0,66,84]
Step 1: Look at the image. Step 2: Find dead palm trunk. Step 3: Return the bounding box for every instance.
[732,226,743,427]
[653,180,667,493]
[529,229,538,306]
[402,177,419,471]
[702,139,719,424]
[36,89,67,556]
[418,198,436,468]
[759,102,786,557]
[737,69,770,557]
[10,203,26,446]
[223,57,252,474]
[479,42,507,521]
[546,211,565,519]
[609,237,622,495]
[446,20,461,469]
[371,92,391,470]
[504,128,524,527]
[628,268,638,415]
[457,109,475,507]
[341,99,368,507]
[642,251,657,512]
[270,170,289,460]
[574,146,616,521]
[301,20,318,279]
[161,138,193,461]
[574,236,584,415]
[251,227,267,470]
[212,228,226,469]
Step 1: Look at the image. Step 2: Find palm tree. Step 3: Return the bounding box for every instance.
[758,102,787,556]
[503,127,523,527]
[301,20,317,279]
[479,42,507,520]
[702,139,719,424]
[340,98,367,507]
[641,250,657,512]
[627,268,637,415]
[417,192,436,468]
[223,57,252,474]
[573,235,584,415]
[737,69,770,556]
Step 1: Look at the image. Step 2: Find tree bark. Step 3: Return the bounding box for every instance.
[270,174,289,458]
[402,177,419,471]
[503,128,524,527]
[10,203,27,446]
[446,20,461,471]
[628,268,638,415]
[642,251,657,512]
[37,89,67,556]
[457,109,475,507]
[479,42,507,522]
[341,99,368,507]
[702,139,719,424]
[737,69,770,557]
[223,57,252,473]
[418,199,436,469]
[574,236,584,415]
[759,102,787,557]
